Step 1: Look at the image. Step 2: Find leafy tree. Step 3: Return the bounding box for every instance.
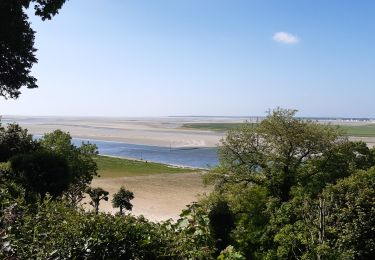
[112,186,134,215]
[0,123,39,162]
[0,0,67,98]
[10,151,71,199]
[210,108,343,202]
[86,187,109,215]
[217,246,245,260]
[322,168,375,259]
[172,202,215,258]
[205,108,375,259]
[272,167,375,260]
[40,130,98,207]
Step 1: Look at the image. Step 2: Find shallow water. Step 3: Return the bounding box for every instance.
[72,138,219,169]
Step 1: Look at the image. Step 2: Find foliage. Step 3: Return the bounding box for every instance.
[1,197,171,259]
[0,0,66,98]
[112,186,134,215]
[323,168,375,259]
[0,123,39,162]
[171,202,216,258]
[1,197,217,259]
[209,108,344,202]
[40,130,99,207]
[86,187,109,215]
[208,200,235,255]
[271,168,375,260]
[205,108,375,259]
[10,151,71,200]
[217,246,245,260]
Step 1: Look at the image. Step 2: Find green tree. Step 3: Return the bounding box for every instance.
[273,167,375,260]
[86,187,109,215]
[10,151,71,199]
[40,130,98,207]
[210,108,343,202]
[323,168,375,259]
[0,0,66,98]
[0,123,39,162]
[112,186,134,215]
[205,108,375,259]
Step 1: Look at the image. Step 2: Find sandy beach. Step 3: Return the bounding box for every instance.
[85,172,210,222]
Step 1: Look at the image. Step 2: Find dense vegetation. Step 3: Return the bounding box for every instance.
[203,108,375,259]
[1,108,375,259]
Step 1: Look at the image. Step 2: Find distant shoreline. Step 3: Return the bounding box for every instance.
[2,116,375,148]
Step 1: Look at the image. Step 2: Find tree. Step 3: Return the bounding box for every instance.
[272,167,375,260]
[211,108,343,202]
[10,151,71,199]
[40,130,98,207]
[322,168,375,259]
[0,123,39,162]
[204,108,375,259]
[0,0,67,99]
[112,186,134,215]
[86,187,109,215]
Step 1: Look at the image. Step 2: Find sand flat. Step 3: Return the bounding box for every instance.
[2,116,233,147]
[3,116,375,147]
[86,173,211,222]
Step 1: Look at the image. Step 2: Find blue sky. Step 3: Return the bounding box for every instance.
[1,0,375,117]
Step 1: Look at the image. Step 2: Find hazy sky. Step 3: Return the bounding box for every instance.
[1,0,375,117]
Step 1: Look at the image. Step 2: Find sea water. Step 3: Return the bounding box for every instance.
[72,138,219,169]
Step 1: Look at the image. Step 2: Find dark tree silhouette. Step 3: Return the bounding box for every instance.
[208,200,235,255]
[10,151,71,199]
[86,187,109,215]
[112,186,134,215]
[0,0,66,98]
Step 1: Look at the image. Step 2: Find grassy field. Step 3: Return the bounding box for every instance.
[182,123,248,131]
[337,125,375,137]
[182,123,375,137]
[93,155,197,178]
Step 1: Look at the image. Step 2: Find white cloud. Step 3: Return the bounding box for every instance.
[273,32,299,44]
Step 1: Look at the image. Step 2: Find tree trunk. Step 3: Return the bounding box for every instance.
[95,202,99,215]
[317,196,325,260]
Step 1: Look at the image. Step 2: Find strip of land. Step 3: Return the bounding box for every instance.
[93,155,196,178]
[182,122,375,137]
[5,116,375,148]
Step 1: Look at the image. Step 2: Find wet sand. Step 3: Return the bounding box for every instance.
[2,116,234,147]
